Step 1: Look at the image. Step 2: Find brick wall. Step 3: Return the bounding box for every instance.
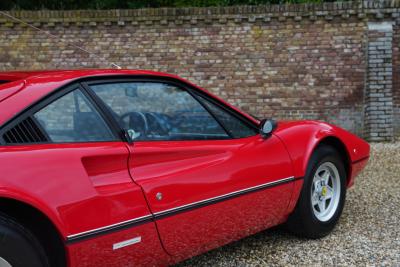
[365,22,395,141]
[0,1,399,140]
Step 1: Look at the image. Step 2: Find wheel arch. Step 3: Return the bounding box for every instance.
[313,136,352,186]
[0,196,67,267]
[274,121,354,184]
[281,133,353,218]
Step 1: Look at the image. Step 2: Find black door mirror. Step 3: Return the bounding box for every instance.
[259,119,278,138]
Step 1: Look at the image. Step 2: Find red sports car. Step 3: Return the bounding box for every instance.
[0,69,369,267]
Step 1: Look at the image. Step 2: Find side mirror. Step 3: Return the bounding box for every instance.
[259,119,278,138]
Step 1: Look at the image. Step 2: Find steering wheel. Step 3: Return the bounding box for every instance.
[119,111,149,139]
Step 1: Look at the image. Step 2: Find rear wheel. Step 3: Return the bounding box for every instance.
[0,213,49,267]
[286,145,347,238]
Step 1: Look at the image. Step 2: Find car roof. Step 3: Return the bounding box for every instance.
[0,69,259,127]
[0,69,185,101]
[0,69,184,125]
[0,69,180,83]
[0,68,184,106]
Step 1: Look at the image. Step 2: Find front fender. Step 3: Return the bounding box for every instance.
[273,120,369,178]
[274,120,370,215]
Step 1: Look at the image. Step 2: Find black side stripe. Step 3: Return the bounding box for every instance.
[153,176,302,220]
[65,176,303,244]
[66,215,153,244]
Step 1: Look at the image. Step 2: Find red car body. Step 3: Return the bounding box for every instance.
[0,69,370,266]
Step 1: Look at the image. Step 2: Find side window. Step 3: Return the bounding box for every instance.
[34,89,115,142]
[196,94,258,138]
[89,82,229,141]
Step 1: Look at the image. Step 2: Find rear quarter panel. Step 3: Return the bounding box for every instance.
[0,143,169,267]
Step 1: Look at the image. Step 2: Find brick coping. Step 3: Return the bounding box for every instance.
[0,1,399,26]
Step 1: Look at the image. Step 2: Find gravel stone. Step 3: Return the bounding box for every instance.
[176,142,400,266]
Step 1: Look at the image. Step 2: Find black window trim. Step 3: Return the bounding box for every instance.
[189,89,259,138]
[184,87,234,139]
[0,84,121,146]
[82,77,259,142]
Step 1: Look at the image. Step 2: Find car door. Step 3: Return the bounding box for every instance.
[87,79,295,262]
[0,85,169,266]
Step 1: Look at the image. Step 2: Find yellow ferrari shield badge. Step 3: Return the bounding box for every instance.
[321,186,327,196]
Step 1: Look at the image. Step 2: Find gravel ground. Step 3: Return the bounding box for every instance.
[177,142,400,266]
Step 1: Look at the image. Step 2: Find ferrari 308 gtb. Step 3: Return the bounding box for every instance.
[0,69,369,267]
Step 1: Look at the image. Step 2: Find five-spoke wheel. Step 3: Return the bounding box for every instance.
[311,162,341,222]
[286,145,347,238]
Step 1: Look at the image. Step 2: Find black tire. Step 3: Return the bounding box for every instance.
[0,213,49,267]
[286,145,347,238]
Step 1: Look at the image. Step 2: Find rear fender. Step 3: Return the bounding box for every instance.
[0,187,66,238]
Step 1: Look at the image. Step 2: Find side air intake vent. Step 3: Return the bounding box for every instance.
[3,117,47,144]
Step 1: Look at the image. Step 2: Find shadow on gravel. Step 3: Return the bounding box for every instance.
[175,225,304,267]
